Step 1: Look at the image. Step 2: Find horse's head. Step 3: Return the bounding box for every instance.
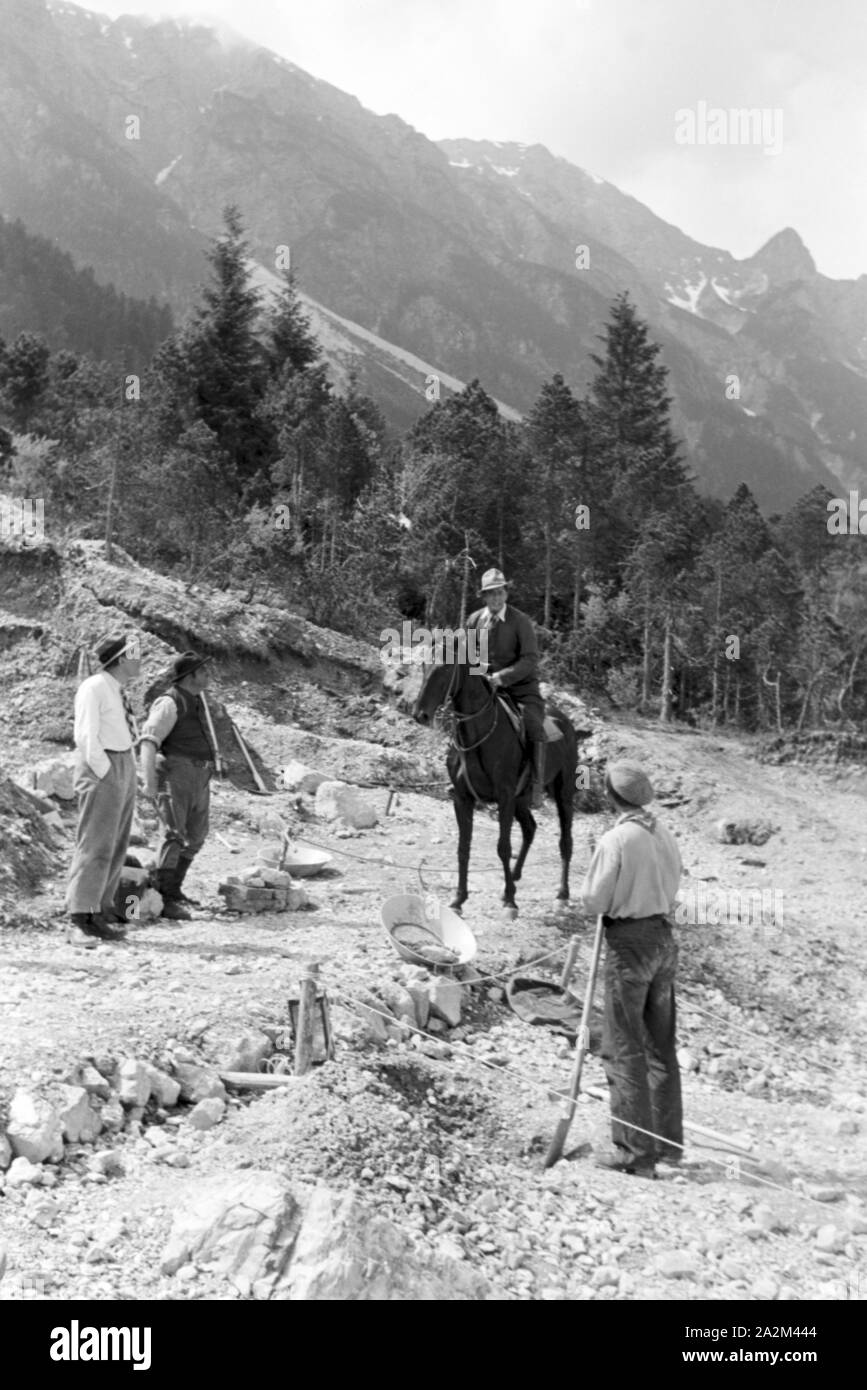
[413,661,457,725]
[413,629,486,724]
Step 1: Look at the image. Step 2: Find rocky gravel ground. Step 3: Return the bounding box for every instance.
[2,672,867,1301]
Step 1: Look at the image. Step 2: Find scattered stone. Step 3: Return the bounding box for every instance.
[715,817,775,846]
[591,1265,619,1288]
[657,1251,702,1279]
[189,1098,226,1131]
[25,1192,59,1229]
[100,1098,124,1133]
[66,1062,111,1099]
[743,1072,768,1096]
[117,1059,151,1108]
[426,977,462,1028]
[315,781,379,830]
[57,1086,103,1144]
[406,985,430,1029]
[7,1090,64,1164]
[145,1065,181,1108]
[5,1156,45,1188]
[806,1184,845,1203]
[720,1256,746,1280]
[173,1062,227,1106]
[277,761,327,794]
[677,1048,698,1072]
[87,1150,125,1179]
[752,1203,790,1234]
[0,1134,11,1171]
[751,1275,779,1300]
[815,1225,844,1253]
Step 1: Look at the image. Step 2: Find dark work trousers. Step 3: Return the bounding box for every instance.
[66,749,136,915]
[512,693,545,740]
[601,917,683,1166]
[156,755,212,870]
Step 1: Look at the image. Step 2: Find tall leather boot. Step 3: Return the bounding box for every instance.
[157,864,192,921]
[174,857,201,907]
[530,739,546,810]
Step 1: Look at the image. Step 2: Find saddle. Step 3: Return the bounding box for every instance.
[495,692,563,746]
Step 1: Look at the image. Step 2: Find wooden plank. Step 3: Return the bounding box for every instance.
[219,1072,293,1090]
[295,963,320,1076]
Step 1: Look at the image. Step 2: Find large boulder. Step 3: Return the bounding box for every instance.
[159,1175,492,1300]
[279,1186,491,1301]
[159,1172,300,1292]
[277,760,328,795]
[7,1090,64,1164]
[17,755,77,801]
[56,1085,103,1144]
[173,1062,226,1106]
[315,781,379,830]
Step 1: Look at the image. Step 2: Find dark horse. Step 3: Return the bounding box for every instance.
[413,646,578,917]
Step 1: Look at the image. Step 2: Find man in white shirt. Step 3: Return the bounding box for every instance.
[66,634,142,944]
[580,759,684,1178]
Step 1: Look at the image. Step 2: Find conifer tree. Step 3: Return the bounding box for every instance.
[265,270,320,377]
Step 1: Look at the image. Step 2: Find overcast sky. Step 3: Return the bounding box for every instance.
[94,0,866,279]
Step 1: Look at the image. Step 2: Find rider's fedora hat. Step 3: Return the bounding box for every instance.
[478,567,510,593]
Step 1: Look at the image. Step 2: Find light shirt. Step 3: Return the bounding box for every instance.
[139,694,181,749]
[483,604,507,627]
[580,810,682,920]
[73,670,133,779]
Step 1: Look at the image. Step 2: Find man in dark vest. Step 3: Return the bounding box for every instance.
[465,568,547,808]
[139,652,216,920]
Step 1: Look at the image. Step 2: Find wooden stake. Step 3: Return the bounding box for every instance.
[294,963,320,1075]
[559,935,580,992]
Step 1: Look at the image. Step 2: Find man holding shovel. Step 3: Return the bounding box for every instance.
[579,760,683,1179]
[139,652,217,920]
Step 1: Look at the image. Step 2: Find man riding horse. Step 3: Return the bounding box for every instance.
[465,568,546,809]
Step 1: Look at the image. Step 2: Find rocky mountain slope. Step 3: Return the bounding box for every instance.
[1,0,865,505]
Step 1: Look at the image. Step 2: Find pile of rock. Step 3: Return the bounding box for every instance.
[217,849,308,913]
[0,1046,231,1188]
[352,964,480,1058]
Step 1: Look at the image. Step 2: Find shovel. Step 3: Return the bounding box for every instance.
[544,913,604,1169]
[230,720,272,796]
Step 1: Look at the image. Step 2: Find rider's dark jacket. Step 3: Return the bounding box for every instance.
[465,604,541,701]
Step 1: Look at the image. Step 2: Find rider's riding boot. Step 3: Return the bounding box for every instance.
[530,739,546,810]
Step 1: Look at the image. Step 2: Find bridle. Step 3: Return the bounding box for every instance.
[440,656,500,758]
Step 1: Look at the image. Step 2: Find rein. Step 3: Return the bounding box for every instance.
[440,661,501,801]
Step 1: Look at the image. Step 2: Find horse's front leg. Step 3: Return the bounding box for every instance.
[497,796,518,916]
[451,791,474,913]
[553,770,574,901]
[512,801,537,883]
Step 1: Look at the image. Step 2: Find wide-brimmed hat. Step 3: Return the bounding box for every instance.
[169,650,212,682]
[95,634,138,668]
[605,760,654,807]
[478,567,510,593]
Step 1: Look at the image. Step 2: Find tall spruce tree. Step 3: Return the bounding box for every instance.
[265,269,320,377]
[526,373,585,628]
[589,293,692,548]
[156,206,271,488]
